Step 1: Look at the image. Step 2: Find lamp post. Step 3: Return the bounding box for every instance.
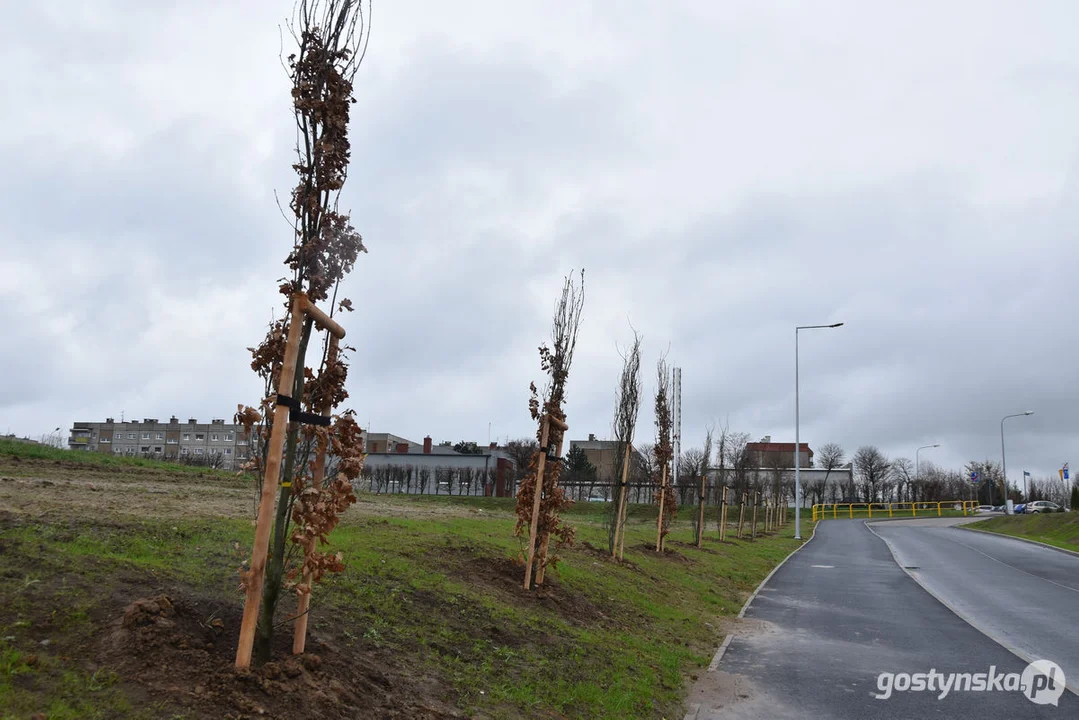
[915,444,940,502]
[795,322,844,540]
[1001,411,1033,509]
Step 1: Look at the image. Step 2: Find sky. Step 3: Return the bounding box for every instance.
[2,1,1077,487]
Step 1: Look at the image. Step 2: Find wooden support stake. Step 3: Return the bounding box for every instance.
[613,444,632,560]
[292,334,340,656]
[523,416,551,590]
[236,295,306,669]
[655,464,669,552]
[298,296,346,339]
[719,486,728,541]
[696,474,707,548]
[737,492,746,539]
[751,492,759,540]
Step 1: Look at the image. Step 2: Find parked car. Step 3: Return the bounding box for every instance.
[977,505,994,513]
[1026,500,1065,514]
[1014,504,1026,514]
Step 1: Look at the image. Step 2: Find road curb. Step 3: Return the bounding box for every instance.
[958,525,1079,559]
[706,633,733,672]
[864,520,1079,697]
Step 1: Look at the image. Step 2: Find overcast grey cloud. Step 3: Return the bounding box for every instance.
[2,1,1077,486]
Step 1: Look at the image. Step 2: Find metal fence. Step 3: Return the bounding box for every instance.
[360,472,790,507]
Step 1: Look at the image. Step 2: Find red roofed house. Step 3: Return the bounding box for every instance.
[746,436,813,469]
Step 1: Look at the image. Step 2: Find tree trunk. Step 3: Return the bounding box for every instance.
[253,318,312,663]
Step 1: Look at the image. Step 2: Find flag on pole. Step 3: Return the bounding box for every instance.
[1064,463,1070,481]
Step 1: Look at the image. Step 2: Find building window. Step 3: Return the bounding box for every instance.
[182,433,190,441]
[224,448,232,455]
[195,448,204,455]
[211,433,219,442]
[167,439,177,444]
[101,437,111,443]
[195,433,205,441]
[225,432,234,442]
[180,447,189,456]
[153,446,162,453]
[128,433,136,439]
[237,439,248,446]
[140,446,150,453]
[142,432,150,440]
[156,433,163,440]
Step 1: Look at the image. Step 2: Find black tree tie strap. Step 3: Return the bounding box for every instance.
[275,394,331,427]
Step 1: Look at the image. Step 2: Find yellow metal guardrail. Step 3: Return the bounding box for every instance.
[812,500,980,521]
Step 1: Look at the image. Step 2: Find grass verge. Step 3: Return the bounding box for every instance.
[0,448,807,719]
[966,512,1079,552]
[0,437,238,479]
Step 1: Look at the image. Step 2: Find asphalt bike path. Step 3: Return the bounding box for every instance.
[684,520,1072,719]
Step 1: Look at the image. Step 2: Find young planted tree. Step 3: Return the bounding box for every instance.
[234,0,371,668]
[653,359,676,551]
[607,330,643,559]
[694,428,713,547]
[515,271,585,589]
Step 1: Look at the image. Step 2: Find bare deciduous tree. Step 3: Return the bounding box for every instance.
[853,446,892,503]
[891,457,914,503]
[808,442,844,506]
[693,427,713,546]
[607,330,643,558]
[653,358,676,551]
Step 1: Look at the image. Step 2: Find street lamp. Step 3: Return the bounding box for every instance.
[1001,411,1033,508]
[915,444,940,494]
[795,322,844,540]
[915,444,940,479]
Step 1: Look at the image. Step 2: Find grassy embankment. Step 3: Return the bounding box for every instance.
[0,438,804,719]
[967,511,1079,552]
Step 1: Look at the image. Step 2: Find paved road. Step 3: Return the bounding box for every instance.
[685,520,1074,719]
[870,519,1079,690]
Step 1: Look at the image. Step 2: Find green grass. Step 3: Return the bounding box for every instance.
[0,645,139,720]
[0,437,238,479]
[317,509,799,718]
[967,512,1079,551]
[0,486,805,719]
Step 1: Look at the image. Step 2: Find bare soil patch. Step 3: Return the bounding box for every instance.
[99,593,462,719]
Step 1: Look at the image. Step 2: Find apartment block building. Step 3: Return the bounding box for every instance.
[69,417,250,468]
[569,434,648,483]
[745,436,814,469]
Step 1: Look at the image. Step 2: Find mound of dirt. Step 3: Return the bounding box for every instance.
[101,594,462,720]
[431,543,613,628]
